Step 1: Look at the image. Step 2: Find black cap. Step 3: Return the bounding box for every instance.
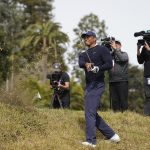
[115,40,121,45]
[81,31,96,38]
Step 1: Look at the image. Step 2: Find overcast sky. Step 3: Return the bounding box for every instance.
[53,0,150,66]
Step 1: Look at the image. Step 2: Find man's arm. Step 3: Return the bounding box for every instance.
[78,52,93,71]
[144,42,150,51]
[78,52,86,68]
[58,82,69,90]
[99,47,113,71]
[110,40,128,62]
[137,42,150,64]
[114,51,129,62]
[58,73,70,90]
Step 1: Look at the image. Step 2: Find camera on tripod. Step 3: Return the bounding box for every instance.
[101,36,115,51]
[47,72,60,86]
[134,30,150,46]
[47,63,63,94]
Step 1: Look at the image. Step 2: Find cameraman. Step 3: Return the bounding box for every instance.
[137,42,150,116]
[109,40,129,112]
[48,63,70,109]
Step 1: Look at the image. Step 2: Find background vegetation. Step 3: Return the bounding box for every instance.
[0,0,145,112]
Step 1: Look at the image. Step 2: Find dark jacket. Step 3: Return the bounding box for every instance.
[137,47,150,77]
[109,50,128,82]
[79,45,112,85]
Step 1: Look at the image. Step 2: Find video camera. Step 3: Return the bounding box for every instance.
[47,72,62,90]
[101,36,115,51]
[134,30,150,46]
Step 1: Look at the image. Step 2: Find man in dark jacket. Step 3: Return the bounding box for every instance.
[79,31,120,148]
[109,40,129,112]
[137,41,150,116]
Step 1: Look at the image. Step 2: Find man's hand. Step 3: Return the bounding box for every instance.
[85,63,94,72]
[110,40,117,50]
[144,42,150,51]
[137,43,142,56]
[91,66,99,73]
[58,82,69,90]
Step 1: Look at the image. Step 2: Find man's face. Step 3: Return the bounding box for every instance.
[116,44,121,50]
[83,36,96,47]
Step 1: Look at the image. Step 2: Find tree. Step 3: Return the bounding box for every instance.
[20,21,69,82]
[0,0,24,90]
[128,64,144,113]
[14,0,53,25]
[72,13,107,50]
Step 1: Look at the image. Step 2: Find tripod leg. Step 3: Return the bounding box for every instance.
[57,94,63,108]
[50,94,55,108]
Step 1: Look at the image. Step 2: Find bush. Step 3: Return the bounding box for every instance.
[0,75,52,109]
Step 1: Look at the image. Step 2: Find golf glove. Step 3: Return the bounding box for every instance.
[91,66,99,73]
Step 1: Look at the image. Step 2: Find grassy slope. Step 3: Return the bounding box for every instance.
[0,102,150,150]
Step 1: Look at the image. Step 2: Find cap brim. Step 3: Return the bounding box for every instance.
[81,33,87,38]
[81,33,96,38]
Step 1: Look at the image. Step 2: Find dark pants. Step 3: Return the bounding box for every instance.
[61,93,70,108]
[144,77,150,115]
[84,82,115,144]
[109,81,128,112]
[51,92,70,109]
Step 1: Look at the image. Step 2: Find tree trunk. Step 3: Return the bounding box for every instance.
[10,53,14,91]
[6,78,9,92]
[54,40,57,60]
[41,37,48,83]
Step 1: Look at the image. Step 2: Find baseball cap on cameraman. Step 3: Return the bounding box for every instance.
[81,31,96,38]
[115,40,121,45]
[52,63,61,72]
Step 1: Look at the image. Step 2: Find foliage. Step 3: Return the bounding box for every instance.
[0,0,69,86]
[20,20,69,82]
[128,64,144,113]
[70,79,84,110]
[14,0,53,25]
[0,74,52,109]
[73,13,107,49]
[20,20,69,63]
[23,78,53,108]
[0,0,23,82]
[101,73,111,110]
[0,49,11,82]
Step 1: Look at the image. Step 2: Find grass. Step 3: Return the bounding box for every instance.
[0,102,150,150]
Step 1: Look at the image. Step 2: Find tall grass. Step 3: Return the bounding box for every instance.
[0,102,150,150]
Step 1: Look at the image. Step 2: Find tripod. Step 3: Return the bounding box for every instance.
[51,91,63,108]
